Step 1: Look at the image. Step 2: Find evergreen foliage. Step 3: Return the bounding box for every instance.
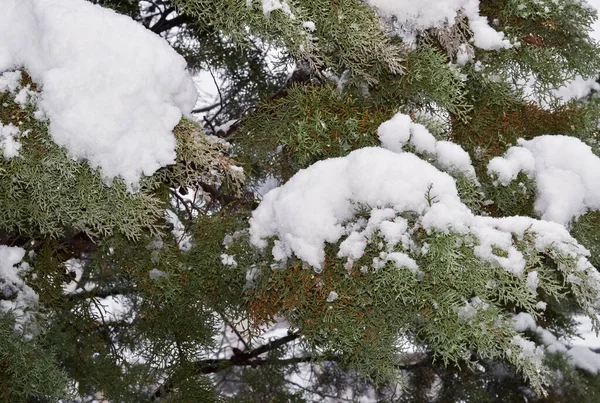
[2,0,600,401]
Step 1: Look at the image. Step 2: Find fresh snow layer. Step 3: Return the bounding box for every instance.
[488,135,600,226]
[250,146,593,281]
[0,0,197,186]
[367,0,511,50]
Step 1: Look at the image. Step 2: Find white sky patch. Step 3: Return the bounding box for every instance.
[89,295,130,323]
[585,0,600,42]
[367,0,511,50]
[0,0,197,187]
[488,135,600,226]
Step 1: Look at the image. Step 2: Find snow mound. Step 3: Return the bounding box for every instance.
[488,135,600,226]
[250,147,592,280]
[367,0,511,50]
[0,0,197,186]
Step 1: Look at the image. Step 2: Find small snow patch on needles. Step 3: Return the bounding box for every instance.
[366,0,511,50]
[488,135,600,226]
[0,245,38,332]
[0,0,197,187]
[0,122,21,159]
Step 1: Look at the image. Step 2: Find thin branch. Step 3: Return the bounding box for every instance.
[191,102,220,114]
[219,312,250,351]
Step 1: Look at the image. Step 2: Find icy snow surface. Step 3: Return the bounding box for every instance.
[366,0,511,50]
[0,0,197,186]
[488,135,600,226]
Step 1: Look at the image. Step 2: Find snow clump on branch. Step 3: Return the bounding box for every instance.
[0,0,197,187]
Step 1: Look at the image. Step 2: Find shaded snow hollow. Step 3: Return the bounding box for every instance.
[0,0,197,186]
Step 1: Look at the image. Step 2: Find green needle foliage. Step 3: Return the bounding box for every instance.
[1,0,600,401]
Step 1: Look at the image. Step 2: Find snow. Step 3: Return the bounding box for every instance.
[378,112,475,177]
[326,291,339,302]
[221,254,238,267]
[512,312,537,332]
[149,268,168,279]
[575,315,600,348]
[0,122,21,159]
[553,76,600,101]
[250,147,466,268]
[0,245,38,332]
[510,335,545,370]
[538,327,567,353]
[165,210,192,251]
[250,146,594,286]
[488,135,600,226]
[303,21,316,32]
[0,0,197,187]
[366,0,511,50]
[62,259,84,294]
[0,70,21,93]
[526,271,539,294]
[261,0,294,17]
[568,346,600,374]
[435,141,476,178]
[385,252,420,275]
